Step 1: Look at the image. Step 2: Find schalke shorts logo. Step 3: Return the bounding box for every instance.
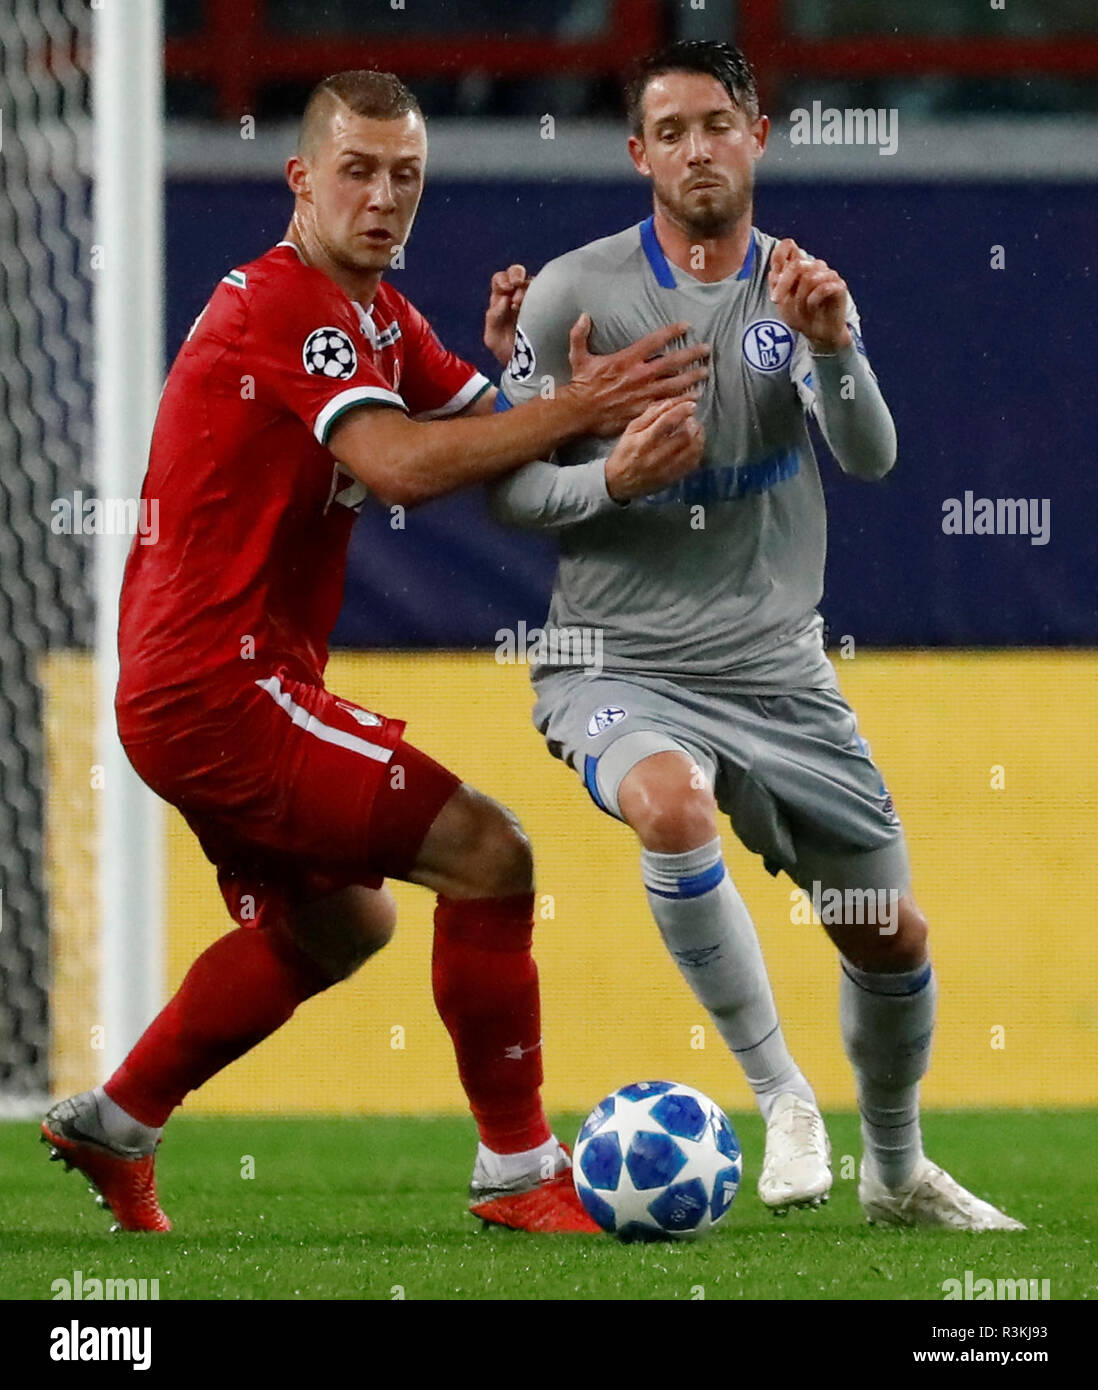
[742,319,794,373]
[587,705,627,737]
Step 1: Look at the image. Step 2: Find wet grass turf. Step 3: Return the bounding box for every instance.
[4,1109,1095,1301]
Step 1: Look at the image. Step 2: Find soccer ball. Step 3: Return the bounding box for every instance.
[572,1080,741,1240]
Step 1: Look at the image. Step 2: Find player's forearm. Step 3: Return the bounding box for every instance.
[810,345,897,480]
[375,389,597,507]
[486,457,618,531]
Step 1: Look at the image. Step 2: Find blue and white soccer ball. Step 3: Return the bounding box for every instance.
[572,1080,742,1240]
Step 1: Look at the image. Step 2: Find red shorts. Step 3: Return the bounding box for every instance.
[123,667,461,930]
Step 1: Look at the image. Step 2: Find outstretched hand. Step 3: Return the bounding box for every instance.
[566,314,710,438]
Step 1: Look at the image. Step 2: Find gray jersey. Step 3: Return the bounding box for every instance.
[490,219,895,690]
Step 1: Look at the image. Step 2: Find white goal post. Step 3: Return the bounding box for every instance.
[93,0,165,1079]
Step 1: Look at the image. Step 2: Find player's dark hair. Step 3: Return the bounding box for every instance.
[299,70,422,156]
[625,40,759,135]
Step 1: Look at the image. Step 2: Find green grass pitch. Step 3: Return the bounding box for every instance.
[3,1110,1095,1301]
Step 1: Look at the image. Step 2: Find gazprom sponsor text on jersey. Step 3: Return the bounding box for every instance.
[642,447,800,506]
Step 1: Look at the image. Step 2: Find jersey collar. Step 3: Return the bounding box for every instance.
[275,241,396,349]
[352,300,379,347]
[640,215,756,287]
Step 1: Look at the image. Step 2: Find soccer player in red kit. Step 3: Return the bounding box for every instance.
[41,70,708,1234]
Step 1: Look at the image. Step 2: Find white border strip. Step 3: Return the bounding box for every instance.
[255,676,393,764]
[416,372,492,420]
[314,385,406,443]
[168,117,1098,182]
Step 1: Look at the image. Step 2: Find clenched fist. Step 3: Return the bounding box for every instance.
[483,264,531,368]
[768,239,852,354]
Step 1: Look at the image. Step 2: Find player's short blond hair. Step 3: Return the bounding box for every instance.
[298,70,422,159]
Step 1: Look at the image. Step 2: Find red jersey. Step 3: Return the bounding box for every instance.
[116,241,488,741]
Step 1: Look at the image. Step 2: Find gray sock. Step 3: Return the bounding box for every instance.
[91,1086,162,1150]
[840,958,936,1188]
[642,838,815,1122]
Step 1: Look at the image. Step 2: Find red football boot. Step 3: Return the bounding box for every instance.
[41,1093,171,1233]
[469,1143,602,1234]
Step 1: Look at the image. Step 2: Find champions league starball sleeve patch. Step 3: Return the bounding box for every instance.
[507,325,536,383]
[302,326,358,380]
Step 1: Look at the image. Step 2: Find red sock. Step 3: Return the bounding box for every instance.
[104,924,334,1127]
[432,893,551,1155]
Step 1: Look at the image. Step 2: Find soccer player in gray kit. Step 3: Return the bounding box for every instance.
[486,40,1021,1230]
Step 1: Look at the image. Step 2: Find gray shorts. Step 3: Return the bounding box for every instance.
[532,667,910,897]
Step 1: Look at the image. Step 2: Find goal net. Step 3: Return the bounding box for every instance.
[0,0,95,1112]
[1,0,163,1115]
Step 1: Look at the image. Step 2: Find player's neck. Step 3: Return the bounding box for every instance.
[651,205,753,284]
[281,221,383,309]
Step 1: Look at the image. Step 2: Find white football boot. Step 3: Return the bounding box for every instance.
[757,1093,832,1213]
[859,1156,1025,1231]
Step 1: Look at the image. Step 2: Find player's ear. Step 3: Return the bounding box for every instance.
[750,114,770,160]
[286,155,312,203]
[627,134,650,178]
